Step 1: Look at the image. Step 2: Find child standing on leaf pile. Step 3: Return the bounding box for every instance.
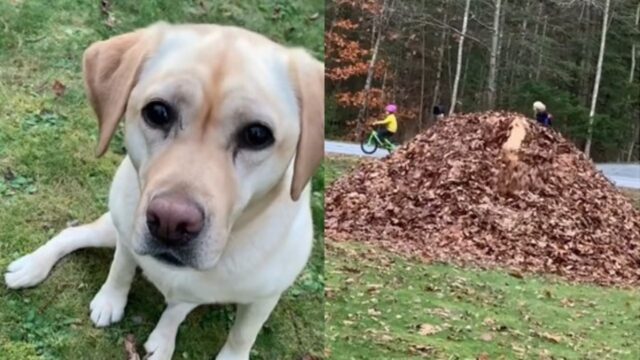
[533,101,553,127]
[372,104,398,143]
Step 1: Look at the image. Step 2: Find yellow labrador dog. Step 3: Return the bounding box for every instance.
[5,22,323,360]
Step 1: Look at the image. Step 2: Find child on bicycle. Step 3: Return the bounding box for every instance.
[372,104,398,143]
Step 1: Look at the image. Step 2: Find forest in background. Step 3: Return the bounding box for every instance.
[326,0,640,162]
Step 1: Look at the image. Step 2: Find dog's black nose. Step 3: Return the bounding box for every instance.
[146,195,204,247]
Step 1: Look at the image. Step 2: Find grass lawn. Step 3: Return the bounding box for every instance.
[0,1,324,359]
[325,157,640,360]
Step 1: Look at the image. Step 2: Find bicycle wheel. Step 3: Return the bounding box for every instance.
[360,135,378,154]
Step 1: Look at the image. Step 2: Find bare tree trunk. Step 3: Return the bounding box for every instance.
[356,0,389,135]
[630,1,640,83]
[487,0,502,109]
[381,69,388,103]
[535,14,548,81]
[579,4,592,105]
[496,0,507,107]
[530,3,541,81]
[627,1,640,162]
[507,1,530,106]
[460,47,472,109]
[449,0,471,116]
[629,123,640,162]
[418,0,427,129]
[516,0,529,72]
[584,0,611,158]
[430,4,448,125]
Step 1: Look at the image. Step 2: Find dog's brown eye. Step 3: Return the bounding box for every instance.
[238,123,274,150]
[142,101,176,129]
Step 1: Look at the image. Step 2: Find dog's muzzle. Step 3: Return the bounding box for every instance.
[142,193,205,267]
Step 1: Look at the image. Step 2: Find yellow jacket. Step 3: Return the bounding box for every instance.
[373,114,397,133]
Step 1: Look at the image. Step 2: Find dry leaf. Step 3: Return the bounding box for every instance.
[477,353,490,360]
[480,332,493,342]
[100,0,111,14]
[124,334,141,360]
[409,344,435,356]
[483,317,496,326]
[417,323,441,336]
[539,332,563,343]
[508,270,524,279]
[366,284,383,293]
[52,80,66,98]
[300,355,321,360]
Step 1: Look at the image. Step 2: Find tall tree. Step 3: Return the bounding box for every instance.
[430,1,449,126]
[356,0,390,134]
[630,1,640,83]
[449,0,471,115]
[487,0,503,109]
[418,0,428,128]
[584,0,611,158]
[628,1,640,161]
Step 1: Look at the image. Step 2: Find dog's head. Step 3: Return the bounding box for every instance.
[82,23,323,270]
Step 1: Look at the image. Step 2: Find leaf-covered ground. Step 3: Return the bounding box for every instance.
[326,157,640,360]
[0,1,324,359]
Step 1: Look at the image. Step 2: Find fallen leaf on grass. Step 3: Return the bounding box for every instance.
[429,308,453,319]
[368,308,381,316]
[409,344,435,356]
[560,298,575,308]
[417,323,441,336]
[325,287,335,299]
[366,284,383,293]
[538,332,563,344]
[477,353,490,360]
[100,0,111,14]
[538,349,553,360]
[104,14,117,28]
[372,333,394,343]
[511,343,526,355]
[300,355,322,360]
[480,332,493,342]
[52,80,66,97]
[483,317,496,326]
[124,334,141,360]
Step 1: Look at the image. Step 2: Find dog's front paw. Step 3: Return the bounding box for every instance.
[89,285,128,327]
[4,253,54,289]
[216,346,250,360]
[144,329,176,360]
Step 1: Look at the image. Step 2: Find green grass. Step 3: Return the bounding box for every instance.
[0,1,324,359]
[325,157,640,360]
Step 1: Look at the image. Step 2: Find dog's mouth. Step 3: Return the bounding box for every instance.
[133,222,227,271]
[152,252,186,267]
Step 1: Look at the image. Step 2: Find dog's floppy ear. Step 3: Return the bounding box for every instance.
[83,30,151,157]
[288,49,325,201]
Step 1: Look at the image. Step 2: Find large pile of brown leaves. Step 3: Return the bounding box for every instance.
[326,112,640,286]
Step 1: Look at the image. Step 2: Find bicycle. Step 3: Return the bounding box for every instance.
[360,127,397,154]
